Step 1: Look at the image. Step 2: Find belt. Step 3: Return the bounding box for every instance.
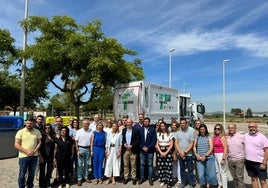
[110,144,115,147]
[78,145,90,148]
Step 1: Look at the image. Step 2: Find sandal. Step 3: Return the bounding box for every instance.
[105,180,111,185]
[93,179,99,184]
[99,178,103,184]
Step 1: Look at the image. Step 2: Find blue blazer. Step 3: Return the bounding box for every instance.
[139,126,157,153]
[122,127,140,154]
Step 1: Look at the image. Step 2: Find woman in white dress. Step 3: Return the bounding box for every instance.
[104,122,122,185]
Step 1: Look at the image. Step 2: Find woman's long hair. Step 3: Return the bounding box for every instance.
[157,121,170,136]
[214,123,225,137]
[198,124,210,137]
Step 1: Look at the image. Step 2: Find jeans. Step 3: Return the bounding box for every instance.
[196,156,218,186]
[179,155,194,186]
[93,146,105,179]
[140,151,154,180]
[18,156,38,188]
[77,147,90,181]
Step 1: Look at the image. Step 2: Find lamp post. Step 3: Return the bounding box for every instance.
[19,0,29,117]
[183,83,187,93]
[222,59,230,128]
[169,48,175,88]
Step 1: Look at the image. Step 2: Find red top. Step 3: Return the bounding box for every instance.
[213,136,224,153]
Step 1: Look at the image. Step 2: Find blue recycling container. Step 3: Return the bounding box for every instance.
[0,116,24,159]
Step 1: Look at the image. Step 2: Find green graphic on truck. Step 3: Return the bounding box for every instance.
[122,93,131,110]
[158,94,171,109]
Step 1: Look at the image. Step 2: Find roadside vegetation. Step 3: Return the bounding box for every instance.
[204,114,268,124]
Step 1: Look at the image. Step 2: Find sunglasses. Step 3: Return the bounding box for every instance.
[45,127,51,130]
[214,128,220,131]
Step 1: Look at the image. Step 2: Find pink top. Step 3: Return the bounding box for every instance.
[244,132,268,163]
[213,136,224,153]
[226,133,244,161]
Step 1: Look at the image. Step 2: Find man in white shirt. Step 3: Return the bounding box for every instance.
[75,119,93,186]
[89,114,100,132]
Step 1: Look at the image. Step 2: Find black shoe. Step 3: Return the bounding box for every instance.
[132,179,137,185]
[138,179,143,185]
[123,179,128,185]
[149,179,153,186]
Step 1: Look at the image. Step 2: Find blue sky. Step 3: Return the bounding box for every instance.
[1,0,268,112]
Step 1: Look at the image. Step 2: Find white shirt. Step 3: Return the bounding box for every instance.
[126,129,132,145]
[89,122,97,132]
[104,127,112,134]
[144,127,149,141]
[157,132,173,146]
[75,128,92,146]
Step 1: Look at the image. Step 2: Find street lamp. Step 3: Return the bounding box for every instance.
[222,59,230,128]
[183,83,187,93]
[19,0,29,117]
[169,48,175,88]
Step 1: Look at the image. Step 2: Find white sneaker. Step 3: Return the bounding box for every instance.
[58,185,62,188]
[66,183,71,188]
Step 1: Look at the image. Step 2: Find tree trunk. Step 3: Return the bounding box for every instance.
[74,104,80,120]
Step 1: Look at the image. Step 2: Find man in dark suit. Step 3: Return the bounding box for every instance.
[134,113,144,130]
[138,117,157,186]
[122,118,140,185]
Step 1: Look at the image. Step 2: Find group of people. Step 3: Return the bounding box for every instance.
[191,120,268,188]
[14,113,268,188]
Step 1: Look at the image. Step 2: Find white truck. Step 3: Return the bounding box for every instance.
[113,80,205,125]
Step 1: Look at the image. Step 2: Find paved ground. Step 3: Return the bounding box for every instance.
[1,122,267,188]
[0,156,253,188]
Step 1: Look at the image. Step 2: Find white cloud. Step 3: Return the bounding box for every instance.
[135,30,268,59]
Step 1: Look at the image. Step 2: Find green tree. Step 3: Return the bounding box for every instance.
[82,86,114,119]
[0,28,16,66]
[22,15,144,118]
[48,93,76,116]
[0,28,48,113]
[0,70,45,114]
[246,108,253,118]
[231,108,243,115]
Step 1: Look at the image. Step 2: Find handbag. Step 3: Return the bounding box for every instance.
[51,167,58,179]
[172,150,178,161]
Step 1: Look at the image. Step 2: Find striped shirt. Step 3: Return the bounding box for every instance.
[196,136,212,158]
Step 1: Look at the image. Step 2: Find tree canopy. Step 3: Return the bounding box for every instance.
[0,28,48,113]
[22,15,144,117]
[0,28,16,66]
